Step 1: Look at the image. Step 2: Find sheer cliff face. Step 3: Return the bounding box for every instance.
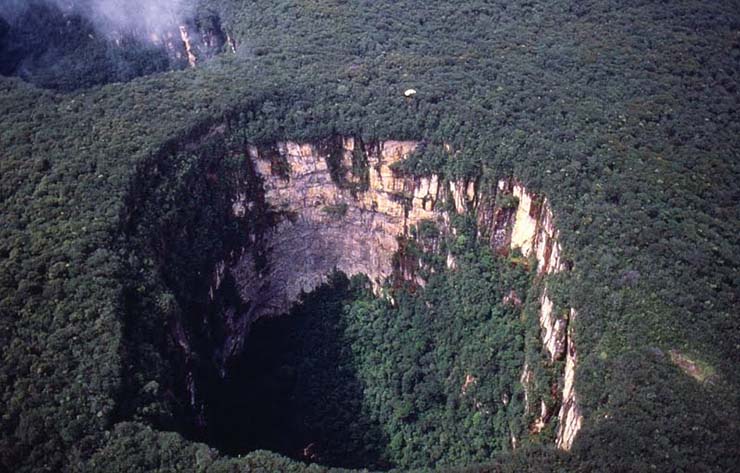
[225,138,489,319]
[487,180,582,450]
[557,308,582,450]
[228,139,447,319]
[154,19,226,67]
[203,137,581,449]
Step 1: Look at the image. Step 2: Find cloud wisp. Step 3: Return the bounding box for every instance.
[1,0,194,39]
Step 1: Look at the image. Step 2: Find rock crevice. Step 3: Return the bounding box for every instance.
[488,180,582,450]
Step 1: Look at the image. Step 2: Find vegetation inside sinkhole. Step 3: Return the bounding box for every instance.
[1,1,738,472]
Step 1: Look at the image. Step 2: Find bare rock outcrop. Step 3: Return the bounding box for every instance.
[200,136,582,449]
[493,181,581,450]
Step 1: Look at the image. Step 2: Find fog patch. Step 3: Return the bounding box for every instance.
[0,0,194,40]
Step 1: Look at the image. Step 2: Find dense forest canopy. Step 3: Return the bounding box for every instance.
[1,0,739,472]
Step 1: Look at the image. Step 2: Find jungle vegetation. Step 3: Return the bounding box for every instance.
[1,0,739,472]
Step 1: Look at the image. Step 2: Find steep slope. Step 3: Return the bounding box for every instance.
[0,1,229,91]
[119,131,580,468]
[0,0,738,472]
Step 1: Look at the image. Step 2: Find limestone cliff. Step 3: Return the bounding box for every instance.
[557,308,582,450]
[148,17,228,68]
[178,26,198,67]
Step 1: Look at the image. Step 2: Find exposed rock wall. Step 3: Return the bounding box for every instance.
[539,289,567,362]
[557,308,582,450]
[199,136,581,449]
[178,26,198,67]
[491,181,582,450]
[149,17,227,68]
[226,139,444,319]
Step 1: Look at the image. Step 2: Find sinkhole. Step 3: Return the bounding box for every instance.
[121,133,537,470]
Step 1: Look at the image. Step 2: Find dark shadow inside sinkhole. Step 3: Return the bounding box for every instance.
[195,273,391,470]
[118,135,532,471]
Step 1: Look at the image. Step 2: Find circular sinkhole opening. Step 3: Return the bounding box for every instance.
[119,131,536,471]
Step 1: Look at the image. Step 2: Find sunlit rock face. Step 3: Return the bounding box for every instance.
[540,289,568,362]
[224,138,507,321]
[198,136,581,449]
[491,180,582,450]
[163,18,227,67]
[224,138,450,321]
[557,308,582,450]
[145,17,226,68]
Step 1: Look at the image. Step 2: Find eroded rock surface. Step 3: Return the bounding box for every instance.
[495,181,582,450]
[193,136,581,450]
[227,139,439,318]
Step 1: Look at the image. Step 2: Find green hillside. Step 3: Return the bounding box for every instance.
[1,1,738,472]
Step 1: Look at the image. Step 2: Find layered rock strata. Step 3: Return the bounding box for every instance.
[487,181,582,450]
[199,137,581,449]
[227,139,431,317]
